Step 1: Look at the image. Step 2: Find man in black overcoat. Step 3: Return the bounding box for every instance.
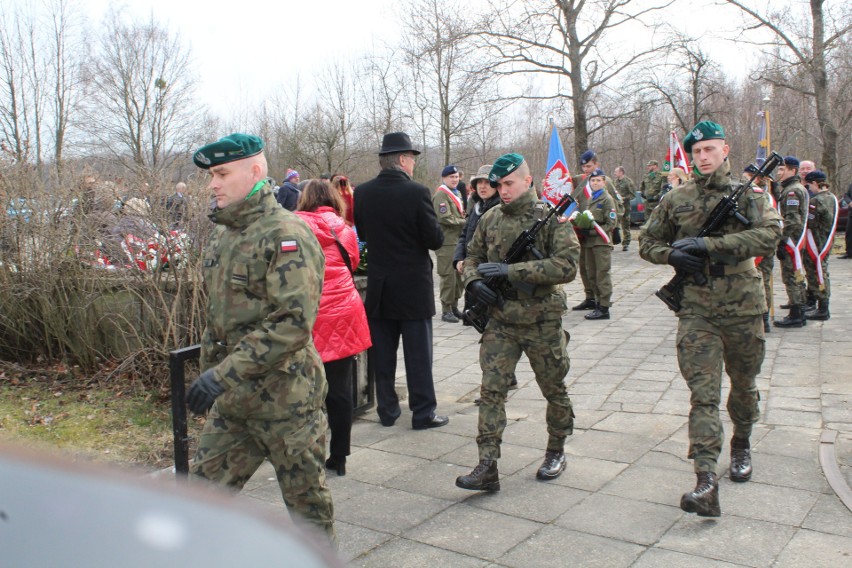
[354,132,450,430]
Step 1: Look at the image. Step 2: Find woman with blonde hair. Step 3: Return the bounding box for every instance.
[296,180,372,475]
[331,174,355,226]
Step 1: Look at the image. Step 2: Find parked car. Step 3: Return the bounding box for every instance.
[630,194,645,226]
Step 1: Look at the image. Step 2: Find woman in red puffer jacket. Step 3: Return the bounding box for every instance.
[296,180,372,476]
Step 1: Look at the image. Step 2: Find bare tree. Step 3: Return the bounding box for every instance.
[402,0,496,165]
[478,0,672,160]
[47,0,85,171]
[724,0,852,184]
[0,8,34,165]
[84,11,204,181]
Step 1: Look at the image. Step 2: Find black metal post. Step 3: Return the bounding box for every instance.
[169,345,200,478]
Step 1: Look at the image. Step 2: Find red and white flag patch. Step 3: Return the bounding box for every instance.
[280,240,299,253]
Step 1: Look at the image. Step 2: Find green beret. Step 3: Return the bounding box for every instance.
[489,153,525,187]
[193,133,264,169]
[683,121,725,153]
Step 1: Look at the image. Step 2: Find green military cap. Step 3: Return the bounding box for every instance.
[489,153,525,187]
[647,160,659,166]
[683,121,725,153]
[193,133,264,169]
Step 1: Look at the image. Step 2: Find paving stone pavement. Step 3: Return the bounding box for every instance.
[241,234,852,567]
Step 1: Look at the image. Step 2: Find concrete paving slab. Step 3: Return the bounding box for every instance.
[755,427,821,460]
[801,494,852,538]
[351,537,490,568]
[721,480,820,525]
[601,464,696,506]
[657,515,796,567]
[464,473,589,523]
[592,411,686,438]
[334,484,452,535]
[555,493,682,545]
[336,521,394,563]
[565,429,658,463]
[773,529,852,568]
[750,452,832,493]
[632,548,742,567]
[404,503,541,561]
[370,429,469,460]
[343,448,430,485]
[496,525,644,568]
[382,460,476,501]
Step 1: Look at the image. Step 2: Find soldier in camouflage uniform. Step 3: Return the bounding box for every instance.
[570,150,622,310]
[773,156,810,328]
[802,170,838,321]
[639,121,782,517]
[614,166,636,251]
[455,153,580,491]
[572,168,617,320]
[743,164,776,332]
[433,165,466,322]
[185,133,335,542]
[640,160,666,218]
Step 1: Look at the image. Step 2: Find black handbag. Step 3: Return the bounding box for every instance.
[612,227,622,245]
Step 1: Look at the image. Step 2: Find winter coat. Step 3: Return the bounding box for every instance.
[354,168,444,319]
[276,181,301,211]
[297,206,372,362]
[453,193,502,264]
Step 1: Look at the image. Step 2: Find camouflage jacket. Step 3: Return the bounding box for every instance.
[639,159,782,318]
[463,188,580,324]
[775,177,809,242]
[806,189,839,252]
[578,188,618,248]
[432,184,466,248]
[641,171,666,202]
[200,186,326,414]
[615,176,637,203]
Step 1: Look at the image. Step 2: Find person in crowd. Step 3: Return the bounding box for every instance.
[840,181,852,259]
[185,133,335,542]
[296,179,372,476]
[801,170,838,321]
[353,132,449,430]
[773,156,810,328]
[640,160,666,217]
[570,150,622,310]
[743,164,777,332]
[331,174,355,226]
[456,153,580,491]
[571,168,617,320]
[433,164,466,322]
[165,181,188,226]
[639,121,782,517]
[276,169,301,211]
[613,166,636,251]
[798,160,816,180]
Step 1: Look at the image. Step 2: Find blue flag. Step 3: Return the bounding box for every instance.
[542,126,577,216]
[756,110,770,167]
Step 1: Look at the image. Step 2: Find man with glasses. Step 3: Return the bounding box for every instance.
[354,132,450,431]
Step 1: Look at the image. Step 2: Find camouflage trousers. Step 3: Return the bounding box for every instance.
[757,256,774,313]
[190,405,336,544]
[804,254,830,302]
[677,315,764,473]
[581,245,613,306]
[436,246,463,311]
[477,318,574,460]
[778,251,807,305]
[620,209,632,246]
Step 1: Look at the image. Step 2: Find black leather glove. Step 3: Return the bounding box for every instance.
[671,237,707,256]
[467,280,498,306]
[187,369,225,415]
[476,262,509,280]
[776,245,785,261]
[668,249,704,273]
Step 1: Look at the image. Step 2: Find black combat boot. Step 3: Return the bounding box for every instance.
[680,472,721,517]
[805,299,830,321]
[584,304,610,320]
[773,305,806,328]
[572,298,596,310]
[729,437,752,482]
[456,459,500,491]
[762,312,771,333]
[536,450,566,480]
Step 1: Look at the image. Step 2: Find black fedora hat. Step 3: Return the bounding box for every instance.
[379,132,421,156]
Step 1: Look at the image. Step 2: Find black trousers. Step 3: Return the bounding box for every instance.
[368,318,437,425]
[845,212,852,254]
[324,356,354,459]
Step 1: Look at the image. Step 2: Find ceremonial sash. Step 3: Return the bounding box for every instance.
[804,193,838,288]
[437,185,464,214]
[781,190,808,276]
[592,221,611,244]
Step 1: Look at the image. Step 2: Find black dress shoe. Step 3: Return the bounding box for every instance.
[412,415,449,430]
[379,415,398,427]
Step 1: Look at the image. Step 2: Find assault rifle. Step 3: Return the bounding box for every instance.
[655,151,783,312]
[463,192,575,333]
